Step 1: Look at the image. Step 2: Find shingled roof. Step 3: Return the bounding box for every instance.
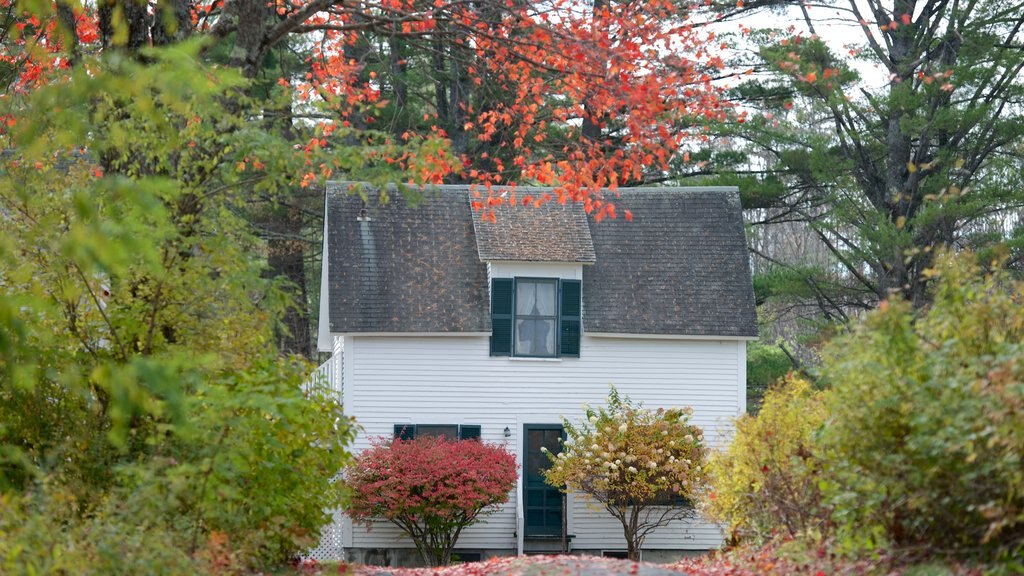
[472,189,596,263]
[324,183,757,337]
[582,188,757,337]
[325,183,491,333]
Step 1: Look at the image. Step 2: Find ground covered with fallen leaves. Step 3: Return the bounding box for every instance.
[288,549,989,576]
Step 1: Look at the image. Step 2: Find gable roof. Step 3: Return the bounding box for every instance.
[582,188,757,337]
[324,183,757,338]
[325,183,491,333]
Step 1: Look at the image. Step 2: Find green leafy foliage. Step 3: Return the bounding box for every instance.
[544,387,707,561]
[709,252,1024,562]
[0,40,355,572]
[819,253,1024,558]
[703,377,828,544]
[0,489,199,575]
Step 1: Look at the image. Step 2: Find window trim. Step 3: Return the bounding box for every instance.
[513,277,560,358]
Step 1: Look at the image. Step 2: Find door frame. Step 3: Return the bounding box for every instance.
[522,423,565,538]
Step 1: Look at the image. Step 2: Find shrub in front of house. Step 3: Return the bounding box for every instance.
[344,435,517,566]
[544,386,708,561]
[817,253,1024,559]
[706,253,1024,565]
[703,376,829,544]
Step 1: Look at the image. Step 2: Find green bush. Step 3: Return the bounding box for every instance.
[0,489,200,575]
[0,362,353,574]
[818,254,1024,558]
[703,377,828,544]
[0,42,356,572]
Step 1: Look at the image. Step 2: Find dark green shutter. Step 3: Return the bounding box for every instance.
[394,424,416,440]
[559,280,581,357]
[490,278,514,356]
[459,425,481,440]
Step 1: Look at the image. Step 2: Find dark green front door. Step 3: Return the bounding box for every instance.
[524,424,564,537]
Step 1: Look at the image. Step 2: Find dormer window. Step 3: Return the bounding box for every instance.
[490,278,581,358]
[515,279,557,356]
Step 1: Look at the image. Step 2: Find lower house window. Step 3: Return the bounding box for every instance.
[602,551,629,559]
[393,424,482,441]
[451,552,482,564]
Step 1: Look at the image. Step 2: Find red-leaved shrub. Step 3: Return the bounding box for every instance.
[344,435,517,566]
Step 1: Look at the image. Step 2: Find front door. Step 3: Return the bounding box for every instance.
[524,424,564,537]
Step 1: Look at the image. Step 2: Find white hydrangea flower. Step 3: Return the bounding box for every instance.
[627,466,638,473]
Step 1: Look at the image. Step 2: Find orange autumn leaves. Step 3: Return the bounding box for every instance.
[296,0,731,221]
[7,0,730,222]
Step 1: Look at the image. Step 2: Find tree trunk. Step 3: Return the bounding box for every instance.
[267,214,312,357]
[448,31,471,158]
[98,0,150,51]
[151,0,192,46]
[389,35,409,137]
[580,0,607,142]
[228,0,271,77]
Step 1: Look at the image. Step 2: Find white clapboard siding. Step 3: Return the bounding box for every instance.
[340,333,743,552]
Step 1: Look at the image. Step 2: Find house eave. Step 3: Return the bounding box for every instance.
[584,332,759,341]
[332,331,492,337]
[329,331,758,341]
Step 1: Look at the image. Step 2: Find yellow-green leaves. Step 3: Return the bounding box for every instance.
[703,377,827,543]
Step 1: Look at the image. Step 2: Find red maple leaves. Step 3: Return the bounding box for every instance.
[345,434,517,526]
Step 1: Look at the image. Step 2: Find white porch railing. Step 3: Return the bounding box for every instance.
[303,357,342,404]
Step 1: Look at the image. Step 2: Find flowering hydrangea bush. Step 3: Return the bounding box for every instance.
[543,387,707,560]
[344,435,517,566]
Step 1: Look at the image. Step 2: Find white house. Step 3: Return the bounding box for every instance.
[310,183,757,566]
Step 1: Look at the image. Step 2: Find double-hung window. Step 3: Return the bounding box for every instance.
[490,278,581,358]
[514,279,558,356]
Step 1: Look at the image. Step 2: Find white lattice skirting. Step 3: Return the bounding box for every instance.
[304,509,346,562]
